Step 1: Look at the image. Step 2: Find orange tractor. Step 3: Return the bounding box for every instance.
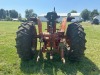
[16,8,86,63]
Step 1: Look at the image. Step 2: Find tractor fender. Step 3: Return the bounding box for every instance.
[60,18,67,32]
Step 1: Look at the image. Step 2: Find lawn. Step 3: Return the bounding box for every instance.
[0,21,100,75]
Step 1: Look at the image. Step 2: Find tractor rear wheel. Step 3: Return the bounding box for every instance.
[15,22,37,61]
[66,23,86,62]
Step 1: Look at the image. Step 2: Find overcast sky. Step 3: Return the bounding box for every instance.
[0,0,100,17]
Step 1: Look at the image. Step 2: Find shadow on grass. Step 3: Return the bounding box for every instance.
[20,55,100,75]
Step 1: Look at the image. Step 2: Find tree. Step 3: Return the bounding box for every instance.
[0,9,19,20]
[81,9,91,21]
[70,10,77,13]
[9,10,18,18]
[25,9,37,20]
[0,9,6,19]
[91,9,99,18]
[6,10,9,17]
[18,13,22,21]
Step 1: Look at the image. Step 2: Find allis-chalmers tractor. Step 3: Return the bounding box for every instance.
[16,8,86,63]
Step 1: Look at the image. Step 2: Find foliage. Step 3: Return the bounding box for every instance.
[18,14,22,21]
[25,9,37,20]
[9,10,18,18]
[91,9,99,18]
[70,10,77,13]
[0,9,18,20]
[0,9,6,19]
[5,16,12,21]
[6,10,9,17]
[81,9,91,21]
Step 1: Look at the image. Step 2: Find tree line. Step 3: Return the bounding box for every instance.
[81,9,100,21]
[71,9,100,21]
[0,9,19,21]
[0,9,37,21]
[0,8,99,21]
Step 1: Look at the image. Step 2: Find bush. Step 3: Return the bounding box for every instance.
[5,16,12,21]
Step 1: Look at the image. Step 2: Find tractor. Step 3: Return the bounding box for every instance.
[15,8,86,63]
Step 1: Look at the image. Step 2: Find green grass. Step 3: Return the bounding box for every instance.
[0,21,100,75]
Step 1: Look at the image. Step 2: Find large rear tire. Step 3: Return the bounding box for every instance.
[15,22,37,61]
[66,23,86,62]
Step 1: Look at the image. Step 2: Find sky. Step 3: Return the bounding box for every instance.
[0,0,100,17]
